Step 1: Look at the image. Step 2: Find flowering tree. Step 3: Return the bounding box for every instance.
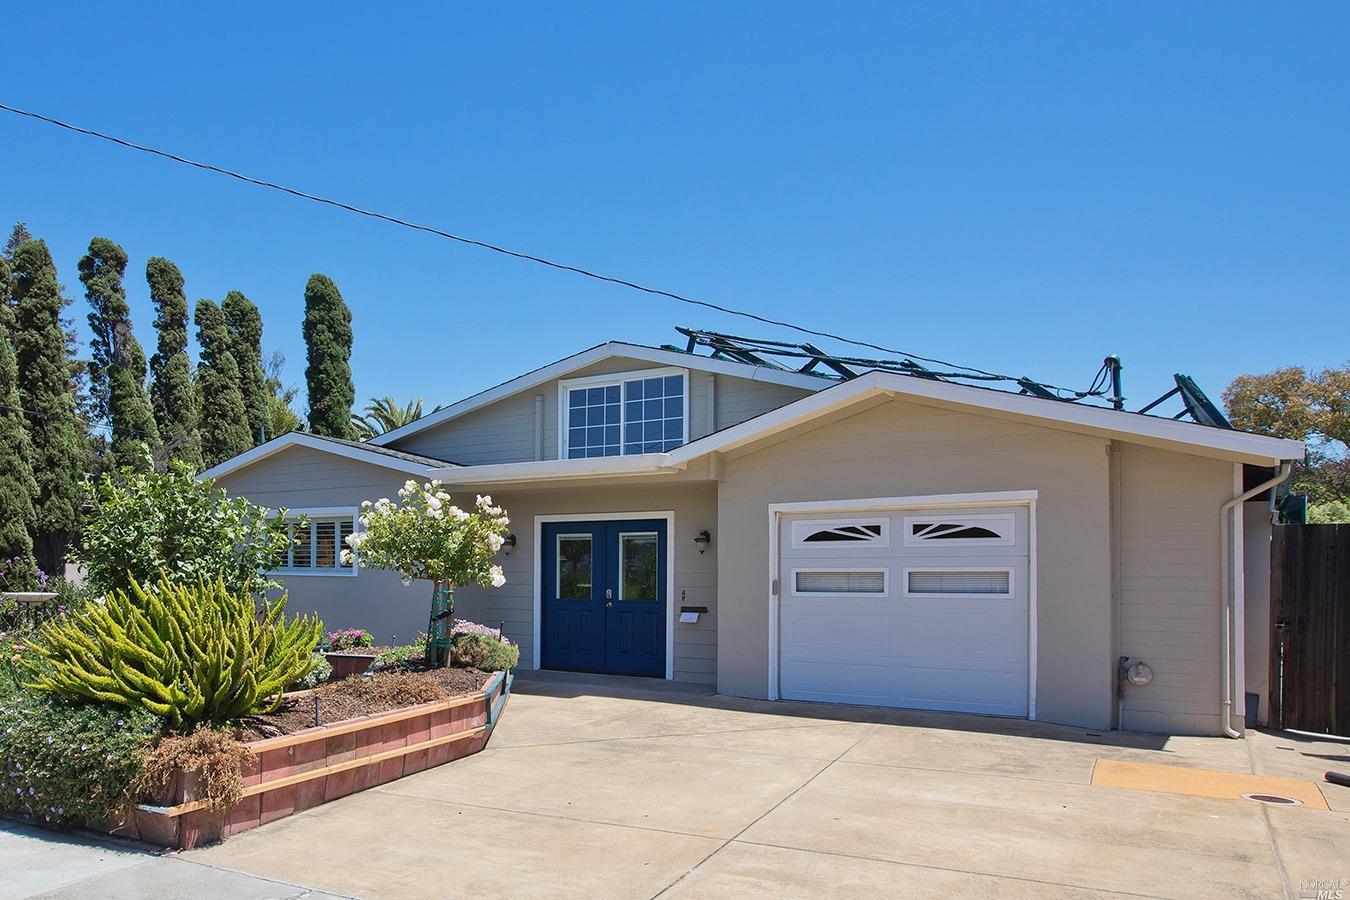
[344,482,509,665]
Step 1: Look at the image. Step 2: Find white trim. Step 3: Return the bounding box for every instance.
[199,432,443,481]
[767,490,1039,716]
[269,506,359,578]
[901,566,1016,599]
[372,342,827,447]
[1028,497,1039,720]
[790,518,890,549]
[901,513,1016,548]
[769,491,1039,515]
[437,454,686,485]
[790,566,890,597]
[558,366,691,460]
[532,510,677,680]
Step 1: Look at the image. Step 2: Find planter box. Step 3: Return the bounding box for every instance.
[129,669,511,849]
[323,651,376,681]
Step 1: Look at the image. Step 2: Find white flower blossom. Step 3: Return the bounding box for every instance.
[489,565,506,588]
[340,549,354,566]
[486,533,504,552]
[361,499,372,509]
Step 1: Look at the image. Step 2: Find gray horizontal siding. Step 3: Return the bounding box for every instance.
[388,355,815,465]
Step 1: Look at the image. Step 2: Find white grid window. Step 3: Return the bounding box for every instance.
[563,370,686,458]
[274,516,356,575]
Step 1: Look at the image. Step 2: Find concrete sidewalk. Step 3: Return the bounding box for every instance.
[0,820,345,900]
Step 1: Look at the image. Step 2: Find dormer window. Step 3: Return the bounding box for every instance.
[561,368,687,458]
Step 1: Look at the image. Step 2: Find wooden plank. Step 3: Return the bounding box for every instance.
[1273,524,1350,735]
[245,692,486,753]
[140,724,489,819]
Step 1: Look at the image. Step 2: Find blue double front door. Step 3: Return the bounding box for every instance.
[541,519,667,677]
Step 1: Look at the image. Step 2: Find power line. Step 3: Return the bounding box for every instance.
[0,402,151,439]
[0,101,1103,396]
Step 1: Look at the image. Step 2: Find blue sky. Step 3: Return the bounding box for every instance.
[2,3,1346,419]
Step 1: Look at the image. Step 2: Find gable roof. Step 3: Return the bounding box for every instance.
[425,369,1304,485]
[199,431,458,482]
[369,341,830,447]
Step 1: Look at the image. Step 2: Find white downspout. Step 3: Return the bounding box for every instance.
[1218,461,1292,738]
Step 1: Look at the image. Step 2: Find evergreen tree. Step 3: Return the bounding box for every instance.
[0,255,39,579]
[80,238,159,470]
[222,290,268,446]
[3,222,33,260]
[302,274,355,439]
[147,257,202,470]
[12,240,85,575]
[194,298,250,467]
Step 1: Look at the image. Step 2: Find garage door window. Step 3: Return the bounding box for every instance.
[793,569,887,595]
[903,514,1014,547]
[905,569,1012,597]
[791,520,888,548]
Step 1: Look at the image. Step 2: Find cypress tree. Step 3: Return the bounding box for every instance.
[302,274,355,439]
[147,258,202,470]
[194,298,250,467]
[0,255,39,577]
[222,290,269,446]
[80,238,160,470]
[12,240,85,575]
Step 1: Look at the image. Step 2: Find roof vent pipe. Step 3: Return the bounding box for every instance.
[1218,461,1292,738]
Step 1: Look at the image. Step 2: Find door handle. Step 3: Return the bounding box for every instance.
[605,588,613,600]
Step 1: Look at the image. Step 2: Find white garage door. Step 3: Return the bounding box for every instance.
[778,505,1030,717]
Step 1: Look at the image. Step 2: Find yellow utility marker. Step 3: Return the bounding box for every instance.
[1091,759,1329,811]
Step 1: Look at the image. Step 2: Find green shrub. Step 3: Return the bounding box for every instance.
[23,576,323,729]
[294,654,332,689]
[71,461,294,599]
[449,632,519,672]
[373,633,428,668]
[0,688,160,827]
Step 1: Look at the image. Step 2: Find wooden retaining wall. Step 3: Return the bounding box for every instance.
[131,670,512,849]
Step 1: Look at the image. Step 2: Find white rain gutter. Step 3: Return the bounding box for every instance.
[1218,460,1292,738]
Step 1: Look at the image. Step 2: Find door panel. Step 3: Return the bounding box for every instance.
[541,523,606,672]
[605,522,666,676]
[541,519,667,677]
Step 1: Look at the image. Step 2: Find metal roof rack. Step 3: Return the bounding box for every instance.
[662,327,1232,429]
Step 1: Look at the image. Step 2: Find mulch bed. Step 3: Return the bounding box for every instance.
[235,666,492,741]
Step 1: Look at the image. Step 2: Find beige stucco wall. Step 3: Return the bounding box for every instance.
[1114,444,1235,735]
[444,477,719,682]
[715,396,1116,730]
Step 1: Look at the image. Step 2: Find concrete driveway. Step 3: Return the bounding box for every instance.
[177,670,1350,899]
[11,671,1347,898]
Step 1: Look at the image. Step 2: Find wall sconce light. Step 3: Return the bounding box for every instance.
[694,530,711,554]
[502,533,517,556]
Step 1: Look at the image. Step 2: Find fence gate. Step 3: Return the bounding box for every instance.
[1270,524,1350,735]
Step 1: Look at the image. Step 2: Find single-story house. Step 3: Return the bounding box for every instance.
[204,340,1304,736]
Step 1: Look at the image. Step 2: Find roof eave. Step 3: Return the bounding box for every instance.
[198,432,444,482]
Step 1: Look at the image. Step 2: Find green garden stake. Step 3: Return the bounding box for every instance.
[425,582,454,667]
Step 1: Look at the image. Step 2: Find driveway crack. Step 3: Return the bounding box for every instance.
[648,722,880,898]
